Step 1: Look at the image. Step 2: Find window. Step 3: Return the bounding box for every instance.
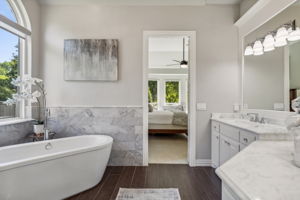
[0,28,19,118]
[148,80,158,103]
[165,81,180,105]
[0,0,17,22]
[0,0,31,119]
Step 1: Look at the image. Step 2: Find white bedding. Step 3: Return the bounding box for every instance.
[148,111,174,125]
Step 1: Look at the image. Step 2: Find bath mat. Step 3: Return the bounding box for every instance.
[116,188,181,200]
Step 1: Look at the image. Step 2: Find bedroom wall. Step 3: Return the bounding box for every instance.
[38,4,239,164]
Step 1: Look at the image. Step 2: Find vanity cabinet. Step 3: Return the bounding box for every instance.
[211,121,257,168]
[211,128,220,168]
[222,183,240,200]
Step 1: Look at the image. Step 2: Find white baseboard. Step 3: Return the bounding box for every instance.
[194,159,212,167]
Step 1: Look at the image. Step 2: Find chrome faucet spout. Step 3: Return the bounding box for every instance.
[247,113,260,122]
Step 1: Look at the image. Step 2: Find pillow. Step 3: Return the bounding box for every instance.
[148,104,153,112]
[163,105,184,112]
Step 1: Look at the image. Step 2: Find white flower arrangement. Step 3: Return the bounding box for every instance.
[4,75,46,124]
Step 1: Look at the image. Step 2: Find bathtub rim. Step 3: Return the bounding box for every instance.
[0,135,113,172]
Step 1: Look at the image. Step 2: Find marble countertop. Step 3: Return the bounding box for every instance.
[211,116,290,140]
[216,141,300,200]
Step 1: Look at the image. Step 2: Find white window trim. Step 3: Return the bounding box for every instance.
[164,79,181,106]
[0,0,32,121]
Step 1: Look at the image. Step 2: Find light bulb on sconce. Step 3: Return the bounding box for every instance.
[275,37,288,47]
[288,27,300,42]
[244,45,254,56]
[263,34,275,52]
[253,49,264,56]
[275,27,288,47]
[253,40,264,56]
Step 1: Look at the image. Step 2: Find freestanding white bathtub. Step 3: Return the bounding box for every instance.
[0,135,113,200]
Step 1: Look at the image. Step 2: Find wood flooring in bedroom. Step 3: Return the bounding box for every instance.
[66,164,221,200]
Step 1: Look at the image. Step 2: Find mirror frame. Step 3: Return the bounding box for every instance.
[235,0,298,112]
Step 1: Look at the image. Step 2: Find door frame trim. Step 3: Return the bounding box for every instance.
[142,30,197,166]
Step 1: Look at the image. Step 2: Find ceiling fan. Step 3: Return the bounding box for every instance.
[166,37,188,68]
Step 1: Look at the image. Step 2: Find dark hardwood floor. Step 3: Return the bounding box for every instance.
[66,165,221,200]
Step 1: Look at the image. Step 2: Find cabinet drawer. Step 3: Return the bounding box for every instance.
[220,123,239,141]
[211,121,220,133]
[240,130,256,145]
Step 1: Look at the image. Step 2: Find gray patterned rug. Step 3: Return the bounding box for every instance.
[116,188,181,200]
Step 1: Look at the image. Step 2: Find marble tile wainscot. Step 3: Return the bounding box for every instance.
[0,121,34,147]
[47,106,143,166]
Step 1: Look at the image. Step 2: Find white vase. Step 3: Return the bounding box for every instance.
[33,124,44,134]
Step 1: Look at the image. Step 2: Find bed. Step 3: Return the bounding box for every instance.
[148,110,188,135]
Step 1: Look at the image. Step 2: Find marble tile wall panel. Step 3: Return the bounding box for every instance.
[47,107,143,166]
[0,121,34,147]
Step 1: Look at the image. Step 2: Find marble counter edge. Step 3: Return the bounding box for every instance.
[211,118,288,136]
[215,167,251,200]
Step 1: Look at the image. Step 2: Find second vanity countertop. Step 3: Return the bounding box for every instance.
[216,141,300,200]
[211,114,290,140]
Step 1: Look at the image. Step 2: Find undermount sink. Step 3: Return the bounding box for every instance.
[219,118,270,128]
[233,119,264,127]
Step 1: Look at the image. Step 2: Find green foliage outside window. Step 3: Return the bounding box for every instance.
[148,80,158,103]
[165,81,179,104]
[0,48,18,101]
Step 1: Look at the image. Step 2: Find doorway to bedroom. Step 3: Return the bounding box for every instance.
[143,31,196,165]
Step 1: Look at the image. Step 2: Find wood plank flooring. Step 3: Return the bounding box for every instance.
[66,165,221,200]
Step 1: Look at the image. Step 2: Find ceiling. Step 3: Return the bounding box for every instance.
[149,36,188,52]
[37,0,243,6]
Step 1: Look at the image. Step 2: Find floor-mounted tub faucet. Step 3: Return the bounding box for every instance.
[44,129,50,140]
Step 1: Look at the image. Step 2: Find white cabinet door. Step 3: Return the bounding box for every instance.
[229,140,239,158]
[220,136,230,165]
[211,130,220,168]
[222,183,240,200]
[220,135,240,165]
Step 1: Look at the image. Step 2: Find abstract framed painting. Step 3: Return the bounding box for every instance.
[64,39,118,81]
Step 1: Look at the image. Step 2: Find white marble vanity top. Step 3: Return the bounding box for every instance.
[216,141,300,200]
[211,114,290,140]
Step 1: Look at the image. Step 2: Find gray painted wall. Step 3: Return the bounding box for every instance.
[1,3,240,164]
[40,5,240,161]
[239,0,258,17]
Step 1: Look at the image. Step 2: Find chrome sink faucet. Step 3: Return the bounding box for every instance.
[247,113,260,122]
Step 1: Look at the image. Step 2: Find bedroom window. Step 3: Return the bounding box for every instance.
[148,80,158,103]
[0,0,32,120]
[165,81,180,105]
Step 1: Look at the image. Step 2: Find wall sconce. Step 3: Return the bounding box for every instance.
[245,20,300,56]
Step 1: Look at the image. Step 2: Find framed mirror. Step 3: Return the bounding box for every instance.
[243,0,300,112]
